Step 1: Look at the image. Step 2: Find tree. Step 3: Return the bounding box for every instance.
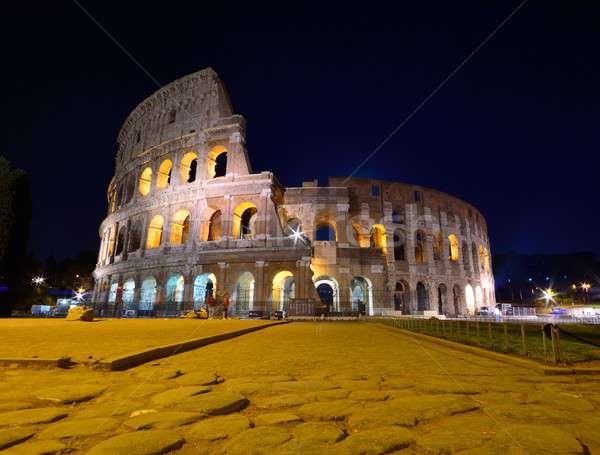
[0,157,32,316]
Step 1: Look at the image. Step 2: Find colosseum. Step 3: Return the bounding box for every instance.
[92,68,495,318]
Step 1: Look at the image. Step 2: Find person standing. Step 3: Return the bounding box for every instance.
[223,292,230,319]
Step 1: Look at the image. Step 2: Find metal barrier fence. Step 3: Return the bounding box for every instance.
[372,317,600,366]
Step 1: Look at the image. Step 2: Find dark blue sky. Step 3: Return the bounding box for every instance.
[1,1,599,260]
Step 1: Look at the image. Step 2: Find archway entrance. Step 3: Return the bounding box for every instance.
[417,282,428,312]
[272,271,295,311]
[437,284,447,314]
[165,274,185,314]
[314,276,339,313]
[465,284,475,315]
[351,276,373,316]
[452,285,461,315]
[193,273,217,310]
[233,272,255,315]
[140,277,157,315]
[394,281,410,314]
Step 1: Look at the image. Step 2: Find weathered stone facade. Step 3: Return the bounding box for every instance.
[92,68,494,317]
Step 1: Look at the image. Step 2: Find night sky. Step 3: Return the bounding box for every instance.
[2,2,599,261]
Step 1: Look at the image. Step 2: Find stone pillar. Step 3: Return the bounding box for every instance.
[223,195,233,243]
[254,261,266,313]
[217,262,228,297]
[133,275,142,308]
[336,203,350,246]
[183,271,195,310]
[295,260,305,299]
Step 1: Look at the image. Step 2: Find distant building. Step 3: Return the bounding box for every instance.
[92,68,494,317]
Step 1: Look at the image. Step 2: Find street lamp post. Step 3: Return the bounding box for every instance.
[581,282,591,305]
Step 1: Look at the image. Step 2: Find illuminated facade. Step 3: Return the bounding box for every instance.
[92,68,495,316]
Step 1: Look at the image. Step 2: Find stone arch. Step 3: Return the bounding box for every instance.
[393,229,406,261]
[370,224,387,251]
[394,280,410,313]
[350,276,373,315]
[416,281,428,311]
[414,230,426,263]
[193,272,217,310]
[140,277,157,312]
[124,175,135,203]
[472,243,479,271]
[437,283,447,314]
[314,213,337,241]
[462,241,470,271]
[448,234,459,261]
[170,209,191,245]
[272,270,295,311]
[207,145,228,178]
[465,284,475,314]
[164,274,185,313]
[483,247,490,272]
[115,226,127,256]
[122,278,135,311]
[128,219,142,252]
[475,285,483,310]
[314,275,340,312]
[139,167,152,196]
[156,159,172,189]
[232,271,255,314]
[232,202,258,239]
[146,215,164,249]
[180,152,198,183]
[452,285,462,315]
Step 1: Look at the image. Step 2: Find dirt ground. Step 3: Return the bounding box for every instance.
[0,322,599,454]
[0,319,270,363]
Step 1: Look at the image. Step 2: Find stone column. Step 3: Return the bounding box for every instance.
[254,261,266,314]
[183,271,195,311]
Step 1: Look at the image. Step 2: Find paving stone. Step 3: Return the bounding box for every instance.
[349,390,389,401]
[174,372,222,386]
[334,426,414,454]
[224,382,268,396]
[496,423,584,454]
[347,402,417,430]
[416,380,482,395]
[125,411,203,430]
[381,377,415,390]
[256,394,309,409]
[0,408,68,426]
[337,380,381,391]
[186,414,251,441]
[0,427,35,450]
[38,417,120,439]
[526,391,595,412]
[487,404,579,424]
[222,426,292,454]
[415,415,498,454]
[2,440,67,455]
[72,400,143,419]
[254,412,302,426]
[291,422,346,444]
[151,386,211,405]
[172,391,249,415]
[0,403,34,413]
[390,394,481,422]
[271,380,340,393]
[35,384,105,404]
[296,400,359,421]
[114,383,168,399]
[304,389,351,401]
[86,430,185,455]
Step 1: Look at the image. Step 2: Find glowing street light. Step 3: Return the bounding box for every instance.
[581,282,591,304]
[32,276,46,286]
[289,227,306,245]
[542,288,555,306]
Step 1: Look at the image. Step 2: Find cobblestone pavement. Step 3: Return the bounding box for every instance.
[1,322,599,454]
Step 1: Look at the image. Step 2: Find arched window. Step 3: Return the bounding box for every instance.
[140,277,157,312]
[233,271,255,313]
[416,282,428,311]
[315,223,336,241]
[351,276,372,315]
[156,159,172,189]
[139,167,152,196]
[207,146,227,178]
[193,273,217,309]
[233,202,258,239]
[122,279,135,310]
[448,234,459,261]
[471,243,479,271]
[146,215,164,249]
[170,210,191,245]
[433,232,442,261]
[180,152,198,183]
[115,227,126,256]
[128,220,142,252]
[207,210,222,241]
[393,229,405,261]
[272,271,295,311]
[164,275,185,312]
[414,230,426,263]
[370,224,386,250]
[462,242,470,271]
[392,210,403,224]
